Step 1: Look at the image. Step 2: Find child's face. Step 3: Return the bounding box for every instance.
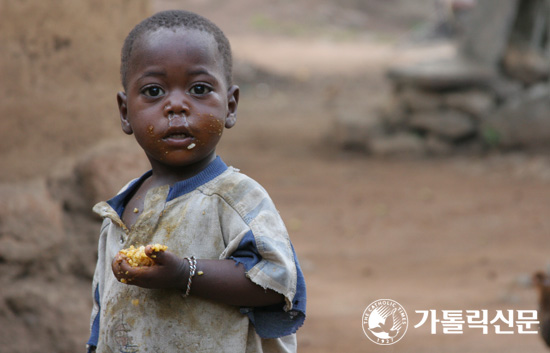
[117,28,238,171]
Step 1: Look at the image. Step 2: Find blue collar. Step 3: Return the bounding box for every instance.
[107,156,228,217]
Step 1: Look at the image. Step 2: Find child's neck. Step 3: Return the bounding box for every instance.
[147,153,217,187]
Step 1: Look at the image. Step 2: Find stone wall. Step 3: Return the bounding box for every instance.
[0,1,150,351]
[336,0,550,155]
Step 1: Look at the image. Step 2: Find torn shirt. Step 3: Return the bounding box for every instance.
[88,156,306,353]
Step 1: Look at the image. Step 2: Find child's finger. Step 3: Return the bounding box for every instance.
[111,254,138,282]
[144,244,168,264]
[111,255,126,281]
[112,253,127,272]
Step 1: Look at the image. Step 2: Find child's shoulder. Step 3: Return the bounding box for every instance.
[209,166,267,192]
[202,166,271,203]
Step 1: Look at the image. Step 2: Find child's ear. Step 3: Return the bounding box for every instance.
[225,85,239,129]
[117,91,133,135]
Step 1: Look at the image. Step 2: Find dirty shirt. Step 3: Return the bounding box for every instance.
[87,157,306,353]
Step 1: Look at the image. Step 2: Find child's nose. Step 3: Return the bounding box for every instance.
[163,93,190,117]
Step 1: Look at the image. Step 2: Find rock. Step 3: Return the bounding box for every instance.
[368,132,426,156]
[486,77,524,103]
[47,157,90,213]
[378,94,409,128]
[0,180,64,268]
[409,110,476,140]
[74,139,150,208]
[398,86,445,112]
[47,139,150,214]
[2,279,90,353]
[333,109,385,151]
[481,86,550,149]
[387,56,497,91]
[443,90,495,120]
[503,44,550,85]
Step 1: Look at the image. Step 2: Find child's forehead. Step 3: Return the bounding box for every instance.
[127,28,222,71]
[137,27,217,54]
[124,27,226,86]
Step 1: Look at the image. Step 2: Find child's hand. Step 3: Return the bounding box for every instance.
[112,246,284,306]
[112,245,187,290]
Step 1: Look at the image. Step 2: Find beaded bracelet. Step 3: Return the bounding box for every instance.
[183,256,197,297]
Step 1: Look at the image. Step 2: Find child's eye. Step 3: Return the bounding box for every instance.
[142,86,165,97]
[189,84,212,96]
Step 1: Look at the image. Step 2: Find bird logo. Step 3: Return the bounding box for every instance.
[362,299,408,345]
[369,308,400,338]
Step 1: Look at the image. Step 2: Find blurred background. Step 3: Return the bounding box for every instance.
[2,0,550,351]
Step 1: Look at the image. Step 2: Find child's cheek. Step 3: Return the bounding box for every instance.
[140,124,169,159]
[205,116,225,136]
[144,124,162,144]
[187,113,225,136]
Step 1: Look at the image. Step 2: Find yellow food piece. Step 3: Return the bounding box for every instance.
[119,244,168,267]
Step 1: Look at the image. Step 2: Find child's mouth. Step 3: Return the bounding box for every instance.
[164,133,189,140]
[162,131,195,149]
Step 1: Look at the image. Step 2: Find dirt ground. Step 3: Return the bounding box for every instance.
[4,0,550,351]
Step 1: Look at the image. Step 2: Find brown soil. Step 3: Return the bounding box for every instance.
[3,0,550,351]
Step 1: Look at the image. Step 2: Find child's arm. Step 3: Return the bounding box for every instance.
[112,245,284,307]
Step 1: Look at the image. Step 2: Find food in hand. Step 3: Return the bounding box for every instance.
[118,244,168,267]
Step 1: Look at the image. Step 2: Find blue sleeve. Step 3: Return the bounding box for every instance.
[229,231,307,339]
[87,285,100,350]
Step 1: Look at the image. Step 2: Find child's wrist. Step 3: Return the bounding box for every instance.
[182,256,197,297]
[177,257,190,291]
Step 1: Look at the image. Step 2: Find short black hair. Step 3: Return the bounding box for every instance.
[120,10,233,90]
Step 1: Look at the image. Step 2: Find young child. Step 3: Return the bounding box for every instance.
[87,10,306,353]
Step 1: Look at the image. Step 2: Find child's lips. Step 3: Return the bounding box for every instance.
[163,133,190,140]
[162,132,194,146]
